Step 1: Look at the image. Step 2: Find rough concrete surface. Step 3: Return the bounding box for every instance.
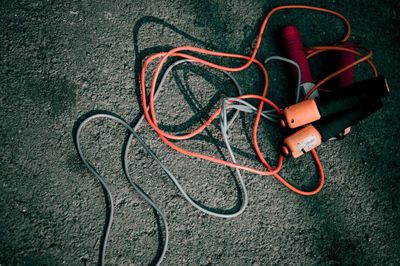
[1,0,399,265]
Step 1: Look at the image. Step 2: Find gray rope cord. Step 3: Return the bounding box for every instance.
[74,59,248,265]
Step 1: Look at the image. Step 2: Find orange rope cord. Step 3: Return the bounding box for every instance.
[139,5,376,195]
[304,45,378,99]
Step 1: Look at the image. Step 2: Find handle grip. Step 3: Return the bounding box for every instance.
[335,42,355,89]
[282,25,313,84]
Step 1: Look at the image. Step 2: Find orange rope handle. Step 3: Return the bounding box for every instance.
[138,5,361,195]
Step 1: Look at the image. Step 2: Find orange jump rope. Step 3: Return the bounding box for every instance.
[75,5,386,265]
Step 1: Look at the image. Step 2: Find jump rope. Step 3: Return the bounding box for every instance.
[73,5,389,265]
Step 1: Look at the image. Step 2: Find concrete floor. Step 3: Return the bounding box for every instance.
[1,0,399,265]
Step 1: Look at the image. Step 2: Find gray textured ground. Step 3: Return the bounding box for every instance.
[1,0,399,265]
